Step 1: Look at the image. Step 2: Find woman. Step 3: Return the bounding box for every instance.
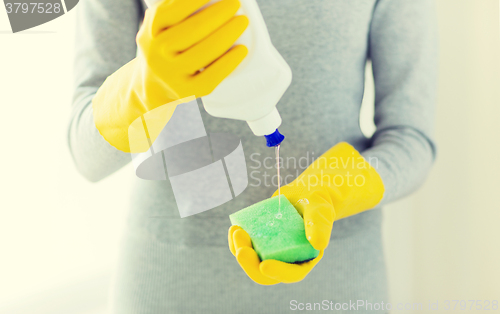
[69,0,437,312]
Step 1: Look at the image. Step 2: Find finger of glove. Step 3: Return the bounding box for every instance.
[179,15,249,73]
[303,201,335,250]
[151,0,211,37]
[259,250,324,284]
[161,0,241,53]
[191,44,248,96]
[232,228,253,251]
[236,247,279,286]
[228,225,242,256]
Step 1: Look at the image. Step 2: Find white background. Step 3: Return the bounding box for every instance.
[0,0,499,313]
[0,5,131,313]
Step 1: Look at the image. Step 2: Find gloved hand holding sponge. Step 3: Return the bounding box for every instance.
[229,142,385,285]
[92,0,385,286]
[92,0,249,153]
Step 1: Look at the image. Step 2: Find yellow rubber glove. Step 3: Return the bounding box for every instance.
[228,142,385,284]
[92,0,249,152]
[228,225,324,285]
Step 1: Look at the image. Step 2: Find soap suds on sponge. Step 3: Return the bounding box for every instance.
[229,195,320,263]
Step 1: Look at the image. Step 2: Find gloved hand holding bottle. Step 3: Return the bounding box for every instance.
[228,142,386,284]
[92,0,249,153]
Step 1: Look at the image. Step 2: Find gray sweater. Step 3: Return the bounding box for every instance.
[69,0,437,312]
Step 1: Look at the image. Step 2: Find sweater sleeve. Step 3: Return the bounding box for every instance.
[361,0,439,205]
[67,0,143,182]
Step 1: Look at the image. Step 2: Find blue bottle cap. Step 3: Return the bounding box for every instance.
[264,129,285,147]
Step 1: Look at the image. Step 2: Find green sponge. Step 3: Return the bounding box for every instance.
[229,195,320,263]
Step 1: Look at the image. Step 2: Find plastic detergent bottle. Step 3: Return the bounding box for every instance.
[200,0,292,147]
[145,0,292,147]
